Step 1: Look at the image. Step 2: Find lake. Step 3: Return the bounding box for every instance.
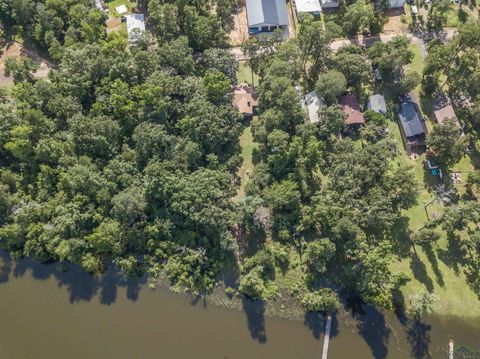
[0,252,479,359]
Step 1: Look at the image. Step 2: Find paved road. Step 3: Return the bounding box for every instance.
[229,28,457,60]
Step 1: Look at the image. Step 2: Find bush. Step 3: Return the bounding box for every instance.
[302,288,340,313]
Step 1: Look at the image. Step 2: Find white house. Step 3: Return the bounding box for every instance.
[126,14,145,43]
[295,0,322,16]
[246,0,289,35]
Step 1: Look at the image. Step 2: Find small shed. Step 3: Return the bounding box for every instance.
[304,90,324,123]
[367,94,387,114]
[434,104,460,126]
[340,95,365,127]
[320,0,340,9]
[295,0,322,16]
[397,100,427,153]
[126,14,146,43]
[246,0,289,35]
[96,0,107,11]
[234,85,259,119]
[389,0,406,8]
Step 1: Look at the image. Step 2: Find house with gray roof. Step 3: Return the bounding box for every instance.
[246,0,289,35]
[304,90,324,123]
[397,100,427,153]
[367,94,387,114]
[126,14,145,43]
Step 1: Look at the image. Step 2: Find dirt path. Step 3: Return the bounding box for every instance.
[0,42,53,86]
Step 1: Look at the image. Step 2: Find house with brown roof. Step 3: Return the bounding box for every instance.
[233,85,258,120]
[340,95,365,129]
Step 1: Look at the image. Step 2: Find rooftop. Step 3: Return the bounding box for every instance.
[295,0,322,13]
[233,85,259,115]
[434,104,459,126]
[246,0,289,27]
[126,14,145,42]
[304,90,324,123]
[398,100,425,138]
[340,95,365,125]
[367,94,387,114]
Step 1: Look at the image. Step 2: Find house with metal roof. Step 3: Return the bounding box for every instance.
[320,0,340,9]
[295,0,322,16]
[397,100,427,153]
[246,0,289,35]
[126,14,145,43]
[367,94,387,114]
[304,90,324,123]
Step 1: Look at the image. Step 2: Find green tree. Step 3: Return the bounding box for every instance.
[301,288,340,313]
[427,118,467,166]
[315,70,347,105]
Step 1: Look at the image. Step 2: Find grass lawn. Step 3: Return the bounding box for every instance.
[236,125,259,199]
[106,0,138,17]
[387,43,480,316]
[443,4,470,27]
[391,240,480,317]
[237,61,258,86]
[388,118,480,316]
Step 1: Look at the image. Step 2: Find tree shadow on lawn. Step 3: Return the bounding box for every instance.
[437,232,465,275]
[410,254,434,292]
[242,297,267,343]
[423,244,445,287]
[389,216,413,259]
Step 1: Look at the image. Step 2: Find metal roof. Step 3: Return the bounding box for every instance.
[368,94,387,114]
[304,90,324,123]
[126,14,145,42]
[296,0,322,13]
[398,101,425,137]
[246,0,289,27]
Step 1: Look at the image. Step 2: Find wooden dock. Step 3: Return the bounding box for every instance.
[449,338,454,359]
[321,315,332,359]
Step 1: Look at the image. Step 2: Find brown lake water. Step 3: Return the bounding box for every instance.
[0,251,479,359]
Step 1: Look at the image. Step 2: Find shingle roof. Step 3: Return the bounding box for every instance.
[340,95,365,125]
[296,0,322,13]
[246,0,289,27]
[398,101,425,137]
[233,85,258,115]
[434,105,458,125]
[368,94,387,114]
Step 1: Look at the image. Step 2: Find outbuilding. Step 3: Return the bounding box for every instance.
[295,0,322,17]
[126,14,146,43]
[367,94,387,114]
[304,90,324,123]
[246,0,289,35]
[320,0,340,9]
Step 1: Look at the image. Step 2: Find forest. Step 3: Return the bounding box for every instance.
[1,0,480,316]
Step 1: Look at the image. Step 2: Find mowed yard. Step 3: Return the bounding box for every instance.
[388,42,480,317]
